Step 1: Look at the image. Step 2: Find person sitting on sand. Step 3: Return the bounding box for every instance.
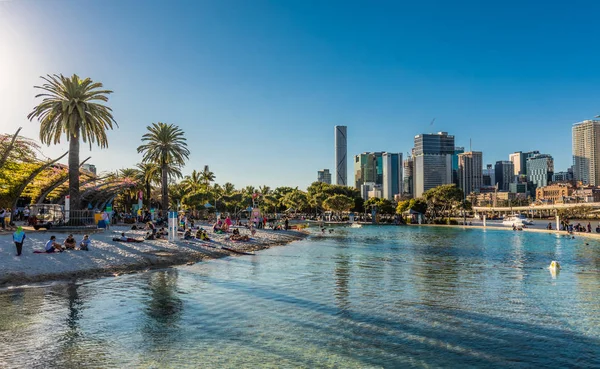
[146,221,156,235]
[156,227,167,238]
[233,228,240,236]
[223,216,232,232]
[199,230,210,241]
[45,235,63,253]
[79,234,91,251]
[184,229,193,240]
[64,234,77,250]
[145,232,155,240]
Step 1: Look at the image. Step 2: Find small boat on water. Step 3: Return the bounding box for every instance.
[502,214,534,226]
[350,223,362,228]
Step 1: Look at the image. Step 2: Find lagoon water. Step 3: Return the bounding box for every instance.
[1,226,600,368]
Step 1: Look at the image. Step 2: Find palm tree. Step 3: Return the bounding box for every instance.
[200,165,215,188]
[136,162,160,209]
[258,185,271,195]
[137,123,190,213]
[182,169,203,193]
[27,74,117,211]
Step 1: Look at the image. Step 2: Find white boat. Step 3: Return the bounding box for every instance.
[502,214,534,226]
[350,223,362,228]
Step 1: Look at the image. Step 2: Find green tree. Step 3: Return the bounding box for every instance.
[137,123,190,212]
[182,169,203,194]
[201,165,215,188]
[322,194,355,216]
[28,74,117,211]
[136,162,161,209]
[422,184,464,219]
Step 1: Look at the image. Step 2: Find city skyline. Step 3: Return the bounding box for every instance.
[2,1,600,189]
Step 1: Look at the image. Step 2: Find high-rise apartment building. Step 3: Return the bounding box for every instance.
[494,161,514,191]
[458,151,483,194]
[334,126,347,186]
[382,153,403,201]
[413,132,454,197]
[572,120,600,185]
[317,169,332,184]
[526,154,554,188]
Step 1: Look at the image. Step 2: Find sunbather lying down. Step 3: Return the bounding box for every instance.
[230,234,250,242]
[113,233,144,243]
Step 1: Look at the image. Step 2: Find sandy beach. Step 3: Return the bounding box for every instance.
[0,224,308,287]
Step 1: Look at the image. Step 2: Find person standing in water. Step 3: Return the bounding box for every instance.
[13,226,26,256]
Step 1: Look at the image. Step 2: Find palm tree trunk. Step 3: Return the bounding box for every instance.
[68,134,80,212]
[161,164,168,213]
[146,181,151,209]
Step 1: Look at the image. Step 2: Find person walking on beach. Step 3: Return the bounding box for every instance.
[13,226,26,256]
[0,207,5,230]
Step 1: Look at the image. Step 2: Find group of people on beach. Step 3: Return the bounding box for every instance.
[43,234,91,253]
[11,228,91,255]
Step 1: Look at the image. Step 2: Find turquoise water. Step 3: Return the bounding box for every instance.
[1,226,599,368]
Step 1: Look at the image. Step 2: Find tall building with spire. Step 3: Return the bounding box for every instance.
[573,120,600,185]
[334,126,347,186]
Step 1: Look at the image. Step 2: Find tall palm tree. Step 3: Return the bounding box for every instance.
[137,122,190,213]
[28,74,117,211]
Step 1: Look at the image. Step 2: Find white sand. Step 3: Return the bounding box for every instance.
[0,224,308,286]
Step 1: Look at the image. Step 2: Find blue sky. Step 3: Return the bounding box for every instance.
[1,0,599,189]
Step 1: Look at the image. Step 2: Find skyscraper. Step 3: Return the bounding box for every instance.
[526,154,554,188]
[494,161,514,191]
[382,153,403,201]
[403,156,414,197]
[354,152,383,189]
[572,120,600,185]
[317,169,332,184]
[452,146,464,185]
[334,126,347,186]
[458,151,483,194]
[413,132,454,197]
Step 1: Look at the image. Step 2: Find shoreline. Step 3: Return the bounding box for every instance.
[0,225,308,288]
[411,222,600,239]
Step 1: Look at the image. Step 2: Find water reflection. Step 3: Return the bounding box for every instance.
[142,270,183,335]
